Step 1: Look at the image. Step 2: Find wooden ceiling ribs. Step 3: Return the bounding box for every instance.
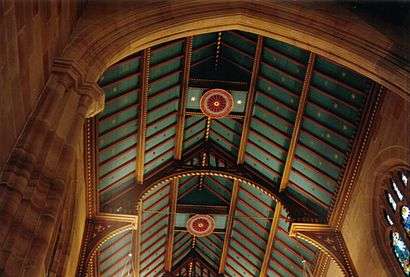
[176,204,228,214]
[235,208,269,235]
[279,53,316,192]
[98,115,136,138]
[263,44,306,68]
[234,225,264,253]
[230,235,261,261]
[136,49,150,184]
[90,30,379,276]
[237,35,264,164]
[164,179,179,272]
[218,179,239,273]
[252,103,293,137]
[208,176,230,190]
[201,183,230,204]
[100,72,141,91]
[148,83,179,102]
[227,30,256,44]
[98,102,138,123]
[99,144,135,168]
[261,60,304,83]
[257,74,299,99]
[175,37,193,160]
[190,55,213,68]
[220,57,251,73]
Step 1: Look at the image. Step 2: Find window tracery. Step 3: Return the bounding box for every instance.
[382,170,410,276]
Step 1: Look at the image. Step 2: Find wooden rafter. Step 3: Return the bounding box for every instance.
[136,48,150,183]
[175,37,193,160]
[279,53,316,191]
[218,179,240,273]
[237,35,263,164]
[260,203,282,276]
[176,204,228,214]
[164,178,179,272]
[134,200,143,275]
[95,213,137,223]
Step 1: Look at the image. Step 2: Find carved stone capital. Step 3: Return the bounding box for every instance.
[52,58,104,118]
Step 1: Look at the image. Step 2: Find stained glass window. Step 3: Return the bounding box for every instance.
[384,170,410,276]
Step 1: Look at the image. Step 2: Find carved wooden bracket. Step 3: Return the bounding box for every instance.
[78,216,136,277]
[289,223,358,277]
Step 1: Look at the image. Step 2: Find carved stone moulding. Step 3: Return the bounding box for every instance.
[186,214,215,237]
[200,89,233,119]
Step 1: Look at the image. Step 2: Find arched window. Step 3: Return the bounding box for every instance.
[382,170,410,276]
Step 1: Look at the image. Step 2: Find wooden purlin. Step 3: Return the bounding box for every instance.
[136,48,150,184]
[218,179,240,273]
[289,223,359,277]
[164,179,179,272]
[279,52,316,192]
[260,203,282,276]
[237,35,263,164]
[175,37,193,160]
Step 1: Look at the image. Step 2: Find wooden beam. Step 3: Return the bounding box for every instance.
[185,111,244,119]
[164,179,179,271]
[176,204,228,214]
[237,36,263,164]
[279,53,316,191]
[136,48,150,183]
[289,223,359,277]
[175,37,193,160]
[95,213,137,224]
[218,179,240,273]
[134,200,143,275]
[189,78,248,91]
[174,227,225,234]
[260,203,282,276]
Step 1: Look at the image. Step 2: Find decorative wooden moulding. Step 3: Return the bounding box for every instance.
[200,88,233,118]
[186,214,216,237]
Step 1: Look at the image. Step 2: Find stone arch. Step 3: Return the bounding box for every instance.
[1,2,409,276]
[59,1,408,102]
[371,146,410,276]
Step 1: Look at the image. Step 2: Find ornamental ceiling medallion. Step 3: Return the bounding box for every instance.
[186,214,215,237]
[200,88,233,118]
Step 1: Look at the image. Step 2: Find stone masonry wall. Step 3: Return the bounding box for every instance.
[327,91,410,276]
[0,0,80,171]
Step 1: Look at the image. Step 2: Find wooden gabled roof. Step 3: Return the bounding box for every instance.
[86,30,377,276]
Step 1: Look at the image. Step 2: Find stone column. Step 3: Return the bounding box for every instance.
[0,60,103,277]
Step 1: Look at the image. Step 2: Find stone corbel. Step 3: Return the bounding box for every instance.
[289,223,358,277]
[52,58,105,118]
